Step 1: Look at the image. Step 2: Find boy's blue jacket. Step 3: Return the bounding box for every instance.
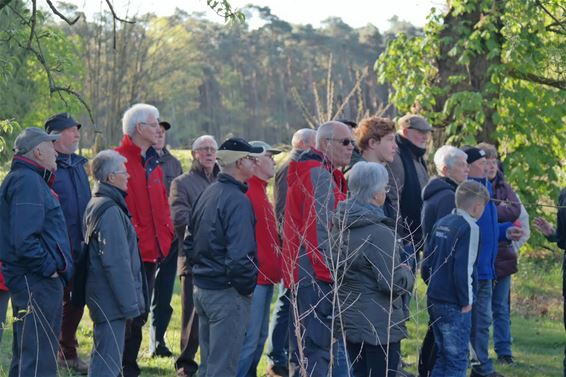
[470,177,512,280]
[424,209,480,307]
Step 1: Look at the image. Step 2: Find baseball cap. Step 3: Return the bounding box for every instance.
[14,127,60,155]
[249,141,282,155]
[216,137,265,165]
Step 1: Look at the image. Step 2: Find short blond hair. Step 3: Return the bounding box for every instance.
[455,180,489,211]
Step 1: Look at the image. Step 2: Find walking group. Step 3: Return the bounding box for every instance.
[0,103,564,377]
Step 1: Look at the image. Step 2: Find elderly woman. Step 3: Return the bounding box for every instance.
[333,161,415,377]
[83,150,146,377]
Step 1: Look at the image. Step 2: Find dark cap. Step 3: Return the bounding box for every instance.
[13,127,60,155]
[336,119,358,129]
[44,112,81,133]
[216,137,265,165]
[463,146,487,164]
[398,114,432,132]
[159,121,171,131]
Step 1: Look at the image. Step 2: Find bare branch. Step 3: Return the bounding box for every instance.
[535,0,566,33]
[508,68,566,90]
[104,0,135,24]
[45,0,80,25]
[27,0,36,48]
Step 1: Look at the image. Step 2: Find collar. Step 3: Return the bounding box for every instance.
[396,134,426,159]
[12,155,56,187]
[218,172,248,193]
[454,208,478,223]
[248,175,268,188]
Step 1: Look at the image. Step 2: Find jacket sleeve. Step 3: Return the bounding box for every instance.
[557,189,566,250]
[367,226,414,297]
[495,182,521,223]
[222,197,258,295]
[310,167,336,263]
[10,175,57,278]
[169,177,191,235]
[274,163,289,228]
[453,224,478,307]
[94,207,140,318]
[386,154,404,234]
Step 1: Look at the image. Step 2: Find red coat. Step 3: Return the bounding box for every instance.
[282,149,348,287]
[246,176,282,285]
[0,263,7,291]
[116,135,173,263]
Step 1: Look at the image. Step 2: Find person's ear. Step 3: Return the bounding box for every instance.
[401,128,410,137]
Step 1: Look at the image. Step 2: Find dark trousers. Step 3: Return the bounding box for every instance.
[59,282,85,360]
[175,274,199,377]
[0,290,9,344]
[289,282,332,377]
[150,241,178,353]
[122,262,156,377]
[9,277,64,377]
[90,318,126,377]
[266,284,290,369]
[347,341,400,377]
[418,322,436,377]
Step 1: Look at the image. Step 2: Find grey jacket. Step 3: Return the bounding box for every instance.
[332,198,415,345]
[169,160,218,275]
[83,183,146,324]
[158,147,183,195]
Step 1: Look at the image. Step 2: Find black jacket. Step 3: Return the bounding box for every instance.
[186,173,258,295]
[421,176,459,244]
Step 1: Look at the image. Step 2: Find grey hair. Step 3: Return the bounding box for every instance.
[122,103,159,136]
[316,121,348,149]
[92,150,127,182]
[291,128,316,149]
[192,135,217,150]
[434,145,467,175]
[348,161,389,203]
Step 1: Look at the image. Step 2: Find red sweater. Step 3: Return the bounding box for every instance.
[0,264,7,291]
[116,135,173,263]
[246,176,282,285]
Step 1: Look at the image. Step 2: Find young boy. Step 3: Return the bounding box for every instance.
[424,180,490,377]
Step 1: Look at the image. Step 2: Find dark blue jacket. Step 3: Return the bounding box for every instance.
[186,173,258,295]
[0,157,73,292]
[421,176,459,244]
[470,177,512,280]
[424,209,480,307]
[53,153,91,255]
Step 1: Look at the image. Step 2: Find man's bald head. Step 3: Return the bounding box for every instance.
[291,128,316,151]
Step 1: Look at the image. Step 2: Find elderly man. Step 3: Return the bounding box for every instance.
[0,127,73,377]
[149,120,183,358]
[267,128,316,377]
[282,121,353,377]
[188,137,262,377]
[115,103,174,377]
[44,112,91,374]
[419,145,469,376]
[170,135,219,377]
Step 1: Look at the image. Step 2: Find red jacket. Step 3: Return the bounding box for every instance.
[282,149,348,287]
[116,135,173,263]
[246,176,282,285]
[0,264,7,291]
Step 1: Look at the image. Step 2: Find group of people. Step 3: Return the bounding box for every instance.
[0,104,564,377]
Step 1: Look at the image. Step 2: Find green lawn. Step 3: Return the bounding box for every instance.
[0,257,564,376]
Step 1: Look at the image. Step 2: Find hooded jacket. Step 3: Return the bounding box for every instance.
[115,135,174,263]
[0,156,73,292]
[187,173,258,296]
[332,199,414,345]
[421,176,459,244]
[52,152,91,255]
[282,149,348,287]
[247,176,281,285]
[83,182,146,323]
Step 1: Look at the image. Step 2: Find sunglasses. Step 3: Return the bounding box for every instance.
[327,138,356,146]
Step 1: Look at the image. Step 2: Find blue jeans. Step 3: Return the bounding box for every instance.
[332,338,350,377]
[266,283,290,369]
[471,280,494,376]
[492,275,512,357]
[237,284,274,377]
[429,302,471,377]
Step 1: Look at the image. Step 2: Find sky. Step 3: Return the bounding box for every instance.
[62,0,445,32]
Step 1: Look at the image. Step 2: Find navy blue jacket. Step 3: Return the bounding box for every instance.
[53,153,91,255]
[470,177,512,280]
[186,173,258,295]
[0,157,73,292]
[424,209,480,307]
[421,176,459,244]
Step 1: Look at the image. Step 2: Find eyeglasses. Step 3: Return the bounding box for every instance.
[327,138,356,147]
[195,146,217,153]
[243,155,257,162]
[112,170,128,176]
[140,122,159,128]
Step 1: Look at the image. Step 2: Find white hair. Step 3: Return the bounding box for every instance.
[434,145,467,175]
[92,150,127,182]
[315,121,348,149]
[348,161,389,203]
[291,128,316,149]
[122,103,159,136]
[192,135,217,150]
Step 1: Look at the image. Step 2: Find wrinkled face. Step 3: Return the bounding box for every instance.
[108,162,129,191]
[404,128,430,149]
[35,141,58,172]
[136,114,160,146]
[193,138,217,172]
[254,152,276,180]
[323,125,354,168]
[53,126,80,154]
[446,156,470,184]
[468,157,487,178]
[154,125,166,150]
[374,132,398,163]
[485,157,498,180]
